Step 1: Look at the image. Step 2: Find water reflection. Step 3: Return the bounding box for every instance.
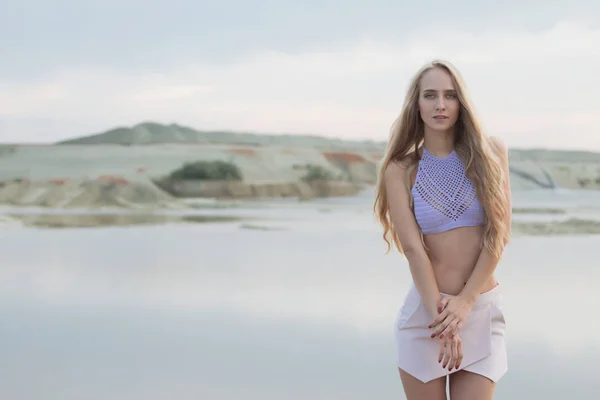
[0,302,597,400]
[2,210,599,399]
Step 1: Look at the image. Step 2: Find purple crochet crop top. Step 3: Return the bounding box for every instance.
[411,147,485,234]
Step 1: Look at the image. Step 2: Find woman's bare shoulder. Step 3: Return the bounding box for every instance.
[384,152,418,179]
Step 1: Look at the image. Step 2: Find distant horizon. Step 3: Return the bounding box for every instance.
[1,120,599,154]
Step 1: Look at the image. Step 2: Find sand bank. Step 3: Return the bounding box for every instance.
[512,218,600,236]
[159,179,362,199]
[4,209,600,235]
[8,213,244,229]
[0,176,187,210]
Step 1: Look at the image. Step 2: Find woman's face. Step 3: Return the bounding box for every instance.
[418,67,460,133]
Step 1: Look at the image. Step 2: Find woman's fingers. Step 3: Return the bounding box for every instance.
[442,339,452,368]
[431,316,454,338]
[456,338,463,369]
[449,337,459,370]
[437,335,464,371]
[437,296,451,313]
[428,308,449,329]
[439,319,460,339]
[438,338,445,364]
[455,322,463,336]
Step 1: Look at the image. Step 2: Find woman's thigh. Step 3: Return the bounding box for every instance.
[449,370,496,400]
[398,368,447,400]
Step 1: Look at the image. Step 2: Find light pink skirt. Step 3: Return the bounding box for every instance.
[394,283,507,383]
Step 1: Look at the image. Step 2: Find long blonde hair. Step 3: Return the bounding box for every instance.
[373,60,510,259]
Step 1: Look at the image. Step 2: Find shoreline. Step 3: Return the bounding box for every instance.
[2,197,600,235]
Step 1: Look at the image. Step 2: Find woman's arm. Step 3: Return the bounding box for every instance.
[459,137,512,303]
[429,137,512,339]
[384,161,442,319]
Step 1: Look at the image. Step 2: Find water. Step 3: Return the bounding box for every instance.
[1,189,600,399]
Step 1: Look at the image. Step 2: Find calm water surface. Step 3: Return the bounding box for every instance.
[1,190,599,399]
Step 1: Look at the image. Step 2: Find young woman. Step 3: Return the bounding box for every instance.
[374,60,512,400]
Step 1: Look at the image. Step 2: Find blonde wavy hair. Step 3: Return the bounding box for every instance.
[373,60,510,259]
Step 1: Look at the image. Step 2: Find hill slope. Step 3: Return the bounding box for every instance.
[57,121,384,149]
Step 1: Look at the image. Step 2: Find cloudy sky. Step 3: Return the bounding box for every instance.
[1,0,599,150]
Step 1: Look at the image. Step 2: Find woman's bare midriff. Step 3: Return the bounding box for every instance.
[423,225,498,296]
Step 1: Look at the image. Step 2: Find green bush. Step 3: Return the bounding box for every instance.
[577,177,591,188]
[169,160,243,181]
[301,164,336,182]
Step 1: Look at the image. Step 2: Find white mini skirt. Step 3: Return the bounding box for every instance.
[394,283,508,383]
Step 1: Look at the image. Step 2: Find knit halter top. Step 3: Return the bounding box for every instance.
[411,147,485,234]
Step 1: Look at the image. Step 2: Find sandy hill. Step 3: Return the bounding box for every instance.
[57,121,384,150]
[0,122,598,211]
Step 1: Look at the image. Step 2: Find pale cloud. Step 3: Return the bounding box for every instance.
[130,85,214,102]
[1,21,599,150]
[0,84,67,115]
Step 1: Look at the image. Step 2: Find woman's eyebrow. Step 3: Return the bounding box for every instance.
[423,88,457,93]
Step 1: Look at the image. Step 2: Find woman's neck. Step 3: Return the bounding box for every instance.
[422,129,456,158]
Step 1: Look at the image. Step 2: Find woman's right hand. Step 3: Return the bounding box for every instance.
[438,333,463,371]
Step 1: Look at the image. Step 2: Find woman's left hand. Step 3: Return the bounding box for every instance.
[429,295,474,339]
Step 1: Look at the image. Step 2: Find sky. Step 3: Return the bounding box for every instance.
[1,0,599,150]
